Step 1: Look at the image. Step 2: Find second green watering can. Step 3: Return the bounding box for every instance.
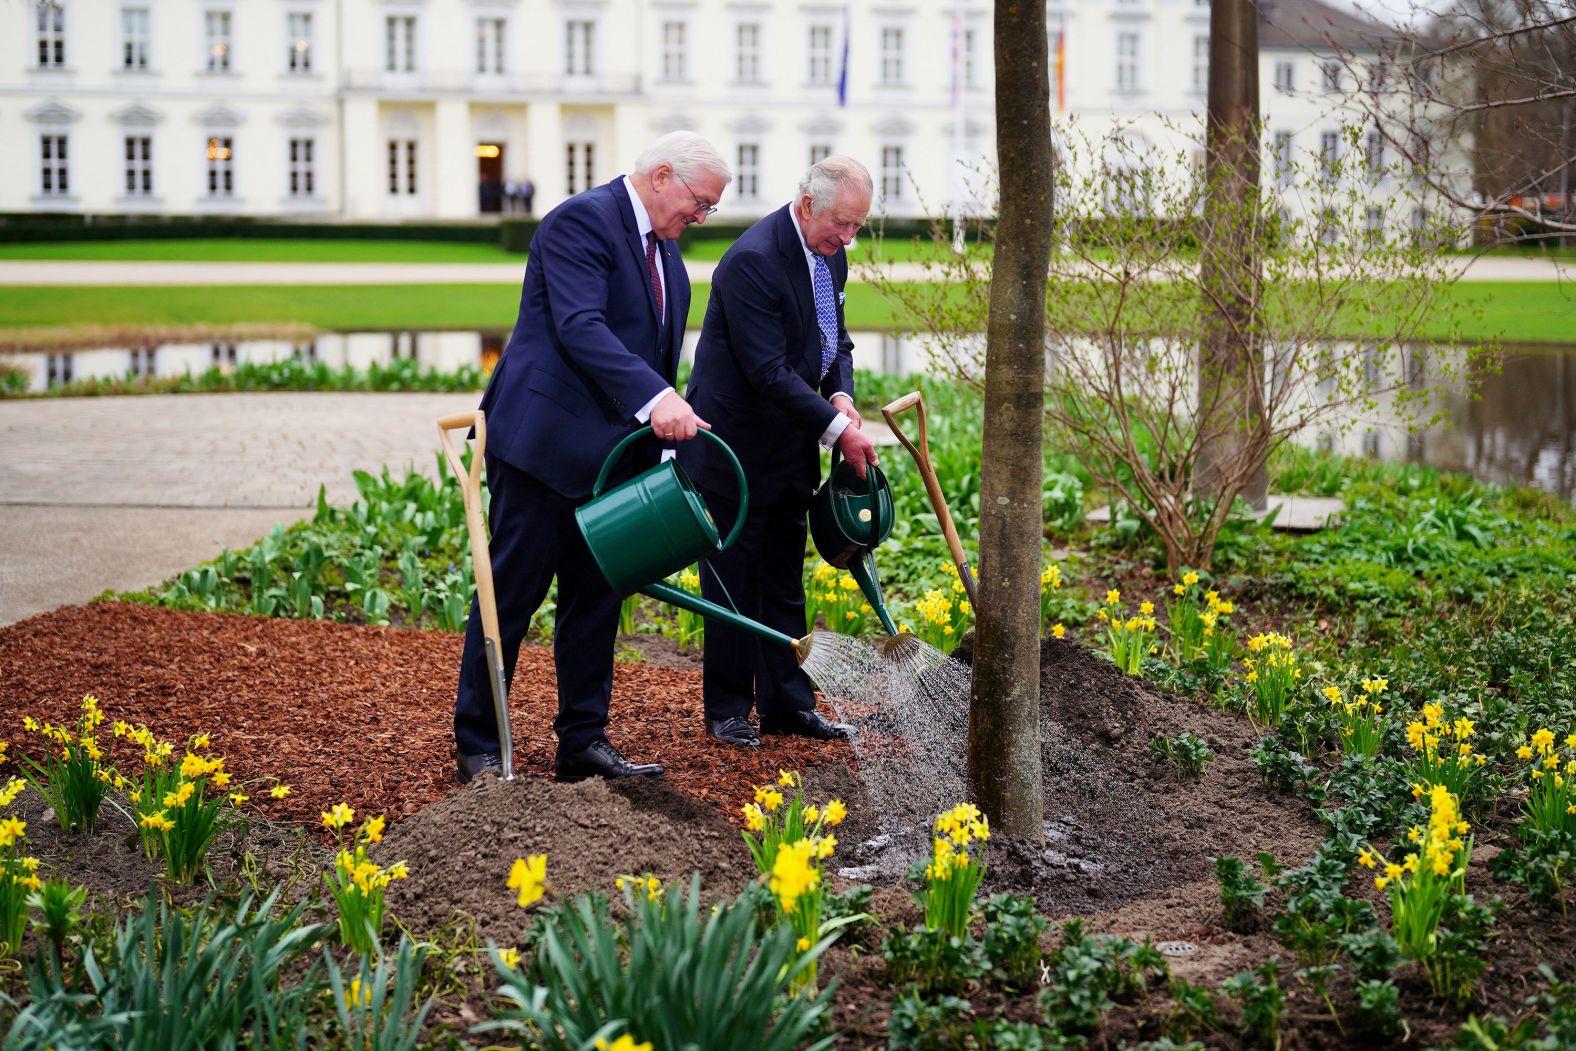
[575,426,813,662]
[808,447,906,643]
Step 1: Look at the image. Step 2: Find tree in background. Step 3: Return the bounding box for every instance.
[1197,0,1269,515]
[1335,0,1576,241]
[869,126,1485,572]
[965,0,1053,840]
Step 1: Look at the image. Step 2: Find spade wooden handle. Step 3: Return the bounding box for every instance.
[880,390,977,606]
[436,411,499,643]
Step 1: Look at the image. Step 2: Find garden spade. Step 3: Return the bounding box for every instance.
[437,410,514,781]
[881,390,978,611]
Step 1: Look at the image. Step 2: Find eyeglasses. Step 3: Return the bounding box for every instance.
[676,173,719,218]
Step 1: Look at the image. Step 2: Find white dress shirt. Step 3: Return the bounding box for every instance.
[624,174,674,425]
[788,205,854,448]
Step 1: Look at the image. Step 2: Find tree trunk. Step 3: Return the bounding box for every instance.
[1197,0,1267,513]
[968,0,1051,840]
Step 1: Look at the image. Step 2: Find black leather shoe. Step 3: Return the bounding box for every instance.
[760,709,854,741]
[554,739,664,783]
[456,751,503,784]
[706,715,761,747]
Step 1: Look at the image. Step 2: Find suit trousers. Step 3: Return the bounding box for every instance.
[453,454,622,761]
[696,484,818,722]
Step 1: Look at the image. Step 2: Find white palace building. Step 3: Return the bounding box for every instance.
[1,0,1405,223]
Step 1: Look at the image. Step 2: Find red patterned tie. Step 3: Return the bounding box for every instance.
[645,232,664,321]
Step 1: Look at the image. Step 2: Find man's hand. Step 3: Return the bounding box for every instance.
[831,393,863,429]
[649,391,711,441]
[836,423,879,480]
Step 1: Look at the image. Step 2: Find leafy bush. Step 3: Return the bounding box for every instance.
[1037,919,1167,1037]
[1213,855,1267,933]
[1220,961,1284,1050]
[1149,732,1214,781]
[980,893,1050,990]
[881,926,987,996]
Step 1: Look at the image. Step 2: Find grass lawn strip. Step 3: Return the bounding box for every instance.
[0,281,1571,346]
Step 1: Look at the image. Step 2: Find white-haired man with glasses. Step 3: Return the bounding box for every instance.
[680,155,879,749]
[454,131,730,784]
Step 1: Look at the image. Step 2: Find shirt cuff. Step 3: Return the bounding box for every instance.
[819,410,852,448]
[635,386,675,424]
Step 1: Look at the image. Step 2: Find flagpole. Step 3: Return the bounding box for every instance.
[949,0,966,254]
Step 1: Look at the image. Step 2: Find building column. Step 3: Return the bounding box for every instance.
[339,96,380,219]
[524,102,564,212]
[433,97,473,219]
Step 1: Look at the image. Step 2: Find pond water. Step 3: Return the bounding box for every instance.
[3,331,1572,503]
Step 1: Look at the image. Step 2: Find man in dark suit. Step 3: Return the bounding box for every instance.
[681,156,879,748]
[454,132,730,784]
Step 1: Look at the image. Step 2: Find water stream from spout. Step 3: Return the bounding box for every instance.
[801,630,974,876]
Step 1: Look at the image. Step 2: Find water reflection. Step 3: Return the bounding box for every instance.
[2,331,1572,503]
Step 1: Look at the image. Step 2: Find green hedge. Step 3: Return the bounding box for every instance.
[0,213,502,244]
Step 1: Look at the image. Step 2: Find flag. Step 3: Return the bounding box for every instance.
[837,3,850,107]
[1055,29,1066,112]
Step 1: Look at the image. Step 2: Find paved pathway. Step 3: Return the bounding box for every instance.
[0,391,470,625]
[0,254,1567,286]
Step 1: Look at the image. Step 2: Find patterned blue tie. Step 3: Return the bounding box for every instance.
[811,254,838,380]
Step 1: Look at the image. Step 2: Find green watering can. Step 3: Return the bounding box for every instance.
[576,426,814,662]
[808,448,914,657]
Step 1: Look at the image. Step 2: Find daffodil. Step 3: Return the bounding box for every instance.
[508,854,548,908]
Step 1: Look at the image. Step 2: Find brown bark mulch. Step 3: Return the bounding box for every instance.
[0,601,847,834]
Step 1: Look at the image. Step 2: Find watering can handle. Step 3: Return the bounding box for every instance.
[591,426,750,552]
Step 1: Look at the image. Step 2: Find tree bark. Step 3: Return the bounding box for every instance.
[1197,0,1268,513]
[968,0,1051,840]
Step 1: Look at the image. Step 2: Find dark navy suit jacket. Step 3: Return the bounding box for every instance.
[683,204,855,505]
[479,177,689,499]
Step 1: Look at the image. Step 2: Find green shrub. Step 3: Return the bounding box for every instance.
[980,893,1050,989]
[1149,732,1214,781]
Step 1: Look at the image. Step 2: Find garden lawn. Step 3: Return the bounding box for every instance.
[0,283,905,335]
[1,281,1571,345]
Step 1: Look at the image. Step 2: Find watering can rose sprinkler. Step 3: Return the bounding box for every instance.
[574,426,817,662]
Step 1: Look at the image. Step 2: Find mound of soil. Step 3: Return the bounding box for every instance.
[376,772,757,945]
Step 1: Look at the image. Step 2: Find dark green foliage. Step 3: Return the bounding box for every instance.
[886,994,975,1051]
[1162,978,1219,1043]
[1337,928,1402,981]
[881,927,988,996]
[1037,919,1167,1037]
[1220,961,1284,1050]
[1353,979,1405,1040]
[1213,855,1267,933]
[1442,969,1576,1051]
[1492,827,1576,907]
[1252,738,1324,800]
[981,893,1051,989]
[1148,732,1214,781]
[1427,894,1499,1009]
[823,884,879,947]
[3,889,327,1051]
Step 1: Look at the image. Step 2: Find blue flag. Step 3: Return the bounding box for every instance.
[837,5,849,107]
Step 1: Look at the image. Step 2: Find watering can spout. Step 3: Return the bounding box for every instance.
[641,582,811,657]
